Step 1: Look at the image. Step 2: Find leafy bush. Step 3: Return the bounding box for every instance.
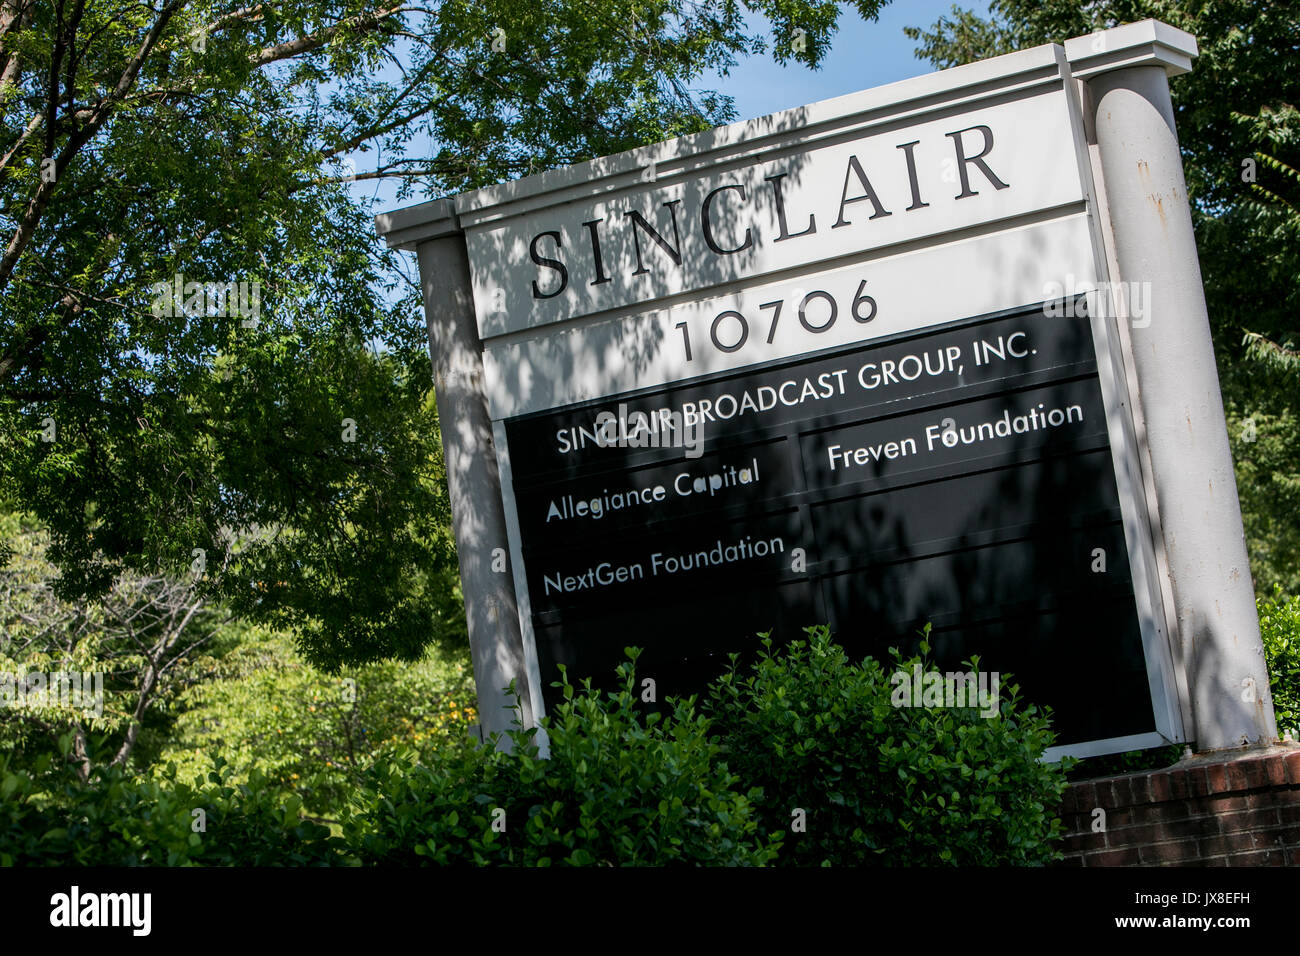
[705,625,1069,866]
[1260,586,1300,736]
[344,652,779,866]
[3,652,775,867]
[0,754,345,866]
[150,627,475,815]
[2,630,1080,867]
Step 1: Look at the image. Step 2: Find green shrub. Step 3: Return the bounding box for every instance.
[344,651,779,866]
[0,754,346,866]
[150,627,476,816]
[705,625,1069,866]
[1260,586,1300,736]
[2,629,1081,867]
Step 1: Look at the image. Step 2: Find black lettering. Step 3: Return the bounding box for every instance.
[832,155,892,228]
[765,172,817,241]
[701,184,754,255]
[530,230,568,299]
[582,218,611,285]
[625,200,684,276]
[945,124,1010,199]
[896,140,929,211]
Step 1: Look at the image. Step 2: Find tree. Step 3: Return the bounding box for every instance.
[1,0,893,666]
[906,1,1300,593]
[153,625,476,816]
[0,510,230,781]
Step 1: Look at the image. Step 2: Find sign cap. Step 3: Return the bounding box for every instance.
[1064,19,1198,80]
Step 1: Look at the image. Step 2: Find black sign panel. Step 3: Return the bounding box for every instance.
[503,306,1156,745]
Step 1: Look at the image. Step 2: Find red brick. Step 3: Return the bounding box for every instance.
[1059,811,1088,831]
[1063,831,1105,854]
[1069,808,1096,828]
[1217,807,1281,833]
[1148,771,1173,803]
[1085,847,1143,867]
[1245,790,1289,810]
[1105,808,1137,829]
[1168,768,1191,801]
[1119,774,1143,804]
[1203,794,1248,814]
[1284,752,1300,785]
[1142,802,1198,823]
[1136,773,1161,804]
[1067,784,1091,815]
[1091,779,1117,809]
[1072,781,1096,813]
[1266,755,1290,787]
[1140,840,1204,865]
[1163,816,1222,840]
[1104,830,1139,851]
[1198,831,1261,857]
[1055,762,1300,870]
[1226,759,1251,792]
[1226,848,1285,866]
[1252,829,1289,851]
[1207,763,1230,794]
[1123,817,1219,846]
[1244,757,1270,790]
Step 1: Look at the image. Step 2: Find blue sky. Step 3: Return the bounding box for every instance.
[365,0,989,215]
[699,0,988,123]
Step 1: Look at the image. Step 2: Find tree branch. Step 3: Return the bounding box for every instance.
[248,5,403,68]
[0,0,184,294]
[319,56,442,159]
[0,110,43,178]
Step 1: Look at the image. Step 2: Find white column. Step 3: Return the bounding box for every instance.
[376,200,533,743]
[1066,21,1277,750]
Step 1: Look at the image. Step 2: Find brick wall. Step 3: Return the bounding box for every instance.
[1058,746,1300,866]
